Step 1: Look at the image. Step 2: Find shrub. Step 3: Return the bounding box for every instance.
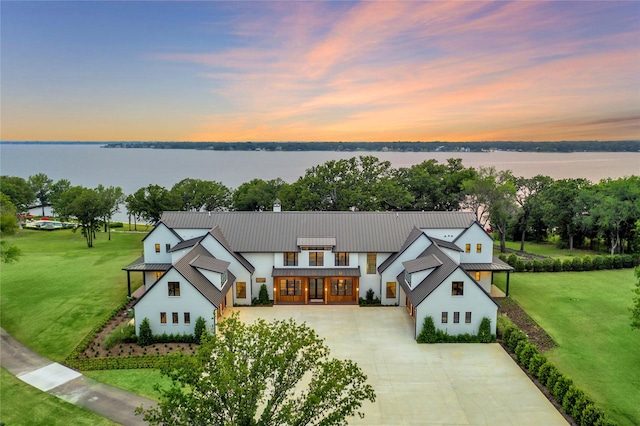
[507,253,518,267]
[515,259,526,272]
[532,260,543,272]
[137,318,153,347]
[506,329,528,353]
[518,344,538,368]
[602,256,613,269]
[365,288,375,301]
[417,316,437,343]
[524,261,534,272]
[537,362,554,385]
[514,340,528,360]
[581,255,593,271]
[572,257,583,272]
[594,415,617,426]
[612,255,623,269]
[528,353,547,378]
[592,255,604,270]
[543,258,554,272]
[478,317,492,343]
[193,316,207,344]
[258,283,270,305]
[553,258,563,272]
[552,375,573,403]
[562,385,584,415]
[545,365,560,390]
[562,258,573,271]
[498,253,508,263]
[581,404,606,426]
[622,254,634,268]
[571,393,593,423]
[104,324,136,350]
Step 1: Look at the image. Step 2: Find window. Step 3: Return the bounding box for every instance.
[465,244,470,253]
[172,312,179,324]
[334,252,349,266]
[454,312,460,323]
[386,282,397,298]
[160,312,167,324]
[451,281,464,296]
[155,243,161,253]
[476,243,482,253]
[475,271,481,281]
[221,271,228,284]
[280,279,302,296]
[309,252,324,266]
[184,312,191,324]
[168,282,180,296]
[465,312,472,323]
[330,279,353,296]
[404,271,412,285]
[284,252,298,266]
[441,312,448,323]
[165,243,171,252]
[236,282,246,299]
[366,253,376,274]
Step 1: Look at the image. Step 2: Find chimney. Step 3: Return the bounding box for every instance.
[273,198,282,212]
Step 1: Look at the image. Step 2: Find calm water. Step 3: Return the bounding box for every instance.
[1,144,638,196]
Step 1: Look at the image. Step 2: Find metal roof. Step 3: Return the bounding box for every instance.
[208,227,256,273]
[160,211,477,253]
[377,227,425,272]
[168,236,204,252]
[190,254,230,273]
[297,237,336,247]
[122,256,172,272]
[399,244,458,306]
[461,257,514,271]
[430,237,462,252]
[272,267,361,277]
[402,254,443,273]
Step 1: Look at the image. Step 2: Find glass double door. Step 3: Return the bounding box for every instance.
[309,278,324,302]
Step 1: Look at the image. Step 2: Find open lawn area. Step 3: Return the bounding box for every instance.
[494,270,640,426]
[0,229,144,362]
[499,240,600,259]
[0,367,116,426]
[83,369,170,401]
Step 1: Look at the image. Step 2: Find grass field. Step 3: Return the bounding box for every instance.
[0,368,116,426]
[494,270,640,426]
[0,228,144,362]
[83,369,171,401]
[500,240,600,259]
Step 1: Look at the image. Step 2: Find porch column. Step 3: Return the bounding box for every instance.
[506,271,511,297]
[127,271,131,297]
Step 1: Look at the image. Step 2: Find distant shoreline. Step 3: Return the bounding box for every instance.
[1,140,639,153]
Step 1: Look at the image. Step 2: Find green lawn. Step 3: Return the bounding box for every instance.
[0,228,144,362]
[499,240,598,259]
[0,368,116,426]
[84,369,172,401]
[494,270,640,426]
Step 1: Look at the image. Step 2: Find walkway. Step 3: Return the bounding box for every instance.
[1,327,156,425]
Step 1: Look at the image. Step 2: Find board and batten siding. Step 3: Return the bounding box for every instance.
[135,269,215,335]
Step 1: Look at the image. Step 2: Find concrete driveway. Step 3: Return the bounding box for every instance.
[232,306,567,426]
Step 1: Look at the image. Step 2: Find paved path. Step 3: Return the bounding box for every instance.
[1,327,156,425]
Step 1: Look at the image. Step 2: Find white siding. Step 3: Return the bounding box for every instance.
[200,234,253,303]
[243,253,274,303]
[422,228,464,242]
[414,268,497,339]
[380,235,432,303]
[143,224,181,263]
[135,269,216,335]
[457,223,494,264]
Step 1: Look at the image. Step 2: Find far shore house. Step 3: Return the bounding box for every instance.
[124,206,512,339]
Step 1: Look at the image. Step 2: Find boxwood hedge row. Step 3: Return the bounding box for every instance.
[497,315,617,426]
[499,253,638,273]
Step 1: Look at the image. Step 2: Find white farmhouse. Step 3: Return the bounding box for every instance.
[125,209,512,339]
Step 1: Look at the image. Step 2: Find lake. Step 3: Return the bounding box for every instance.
[1,144,638,221]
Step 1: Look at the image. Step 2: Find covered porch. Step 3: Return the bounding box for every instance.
[271,267,361,305]
[122,256,171,297]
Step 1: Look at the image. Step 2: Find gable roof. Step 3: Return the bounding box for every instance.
[402,254,442,273]
[190,254,230,273]
[378,227,427,273]
[168,235,205,253]
[207,227,255,274]
[160,211,477,253]
[134,243,234,308]
[142,221,183,242]
[429,237,462,252]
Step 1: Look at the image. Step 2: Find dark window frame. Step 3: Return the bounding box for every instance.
[283,252,298,266]
[168,281,180,296]
[334,252,349,266]
[451,281,464,296]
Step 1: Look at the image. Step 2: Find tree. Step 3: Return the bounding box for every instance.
[1,240,21,264]
[0,175,36,214]
[171,178,232,212]
[137,313,376,425]
[28,173,53,216]
[130,185,181,224]
[233,178,285,211]
[49,179,71,219]
[61,186,103,247]
[631,267,640,330]
[95,185,124,240]
[511,175,553,251]
[0,193,19,235]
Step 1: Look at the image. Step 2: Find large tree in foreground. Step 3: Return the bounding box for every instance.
[137,314,376,425]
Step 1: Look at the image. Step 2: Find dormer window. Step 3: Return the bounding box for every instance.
[221,271,228,284]
[405,271,412,285]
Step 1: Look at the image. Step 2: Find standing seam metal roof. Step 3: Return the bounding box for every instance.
[160,211,477,253]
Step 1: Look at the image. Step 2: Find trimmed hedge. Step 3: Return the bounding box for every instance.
[497,315,617,426]
[506,253,639,273]
[417,316,496,343]
[66,354,174,371]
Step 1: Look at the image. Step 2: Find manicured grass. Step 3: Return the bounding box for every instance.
[0,229,144,362]
[499,239,598,259]
[494,270,640,426]
[0,367,116,426]
[84,369,172,401]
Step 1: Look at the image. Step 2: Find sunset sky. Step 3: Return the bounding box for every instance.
[1,1,639,142]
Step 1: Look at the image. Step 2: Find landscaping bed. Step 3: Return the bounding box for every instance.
[498,297,555,352]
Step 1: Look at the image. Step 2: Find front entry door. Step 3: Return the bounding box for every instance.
[309,278,324,302]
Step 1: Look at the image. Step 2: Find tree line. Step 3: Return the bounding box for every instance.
[1,156,639,254]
